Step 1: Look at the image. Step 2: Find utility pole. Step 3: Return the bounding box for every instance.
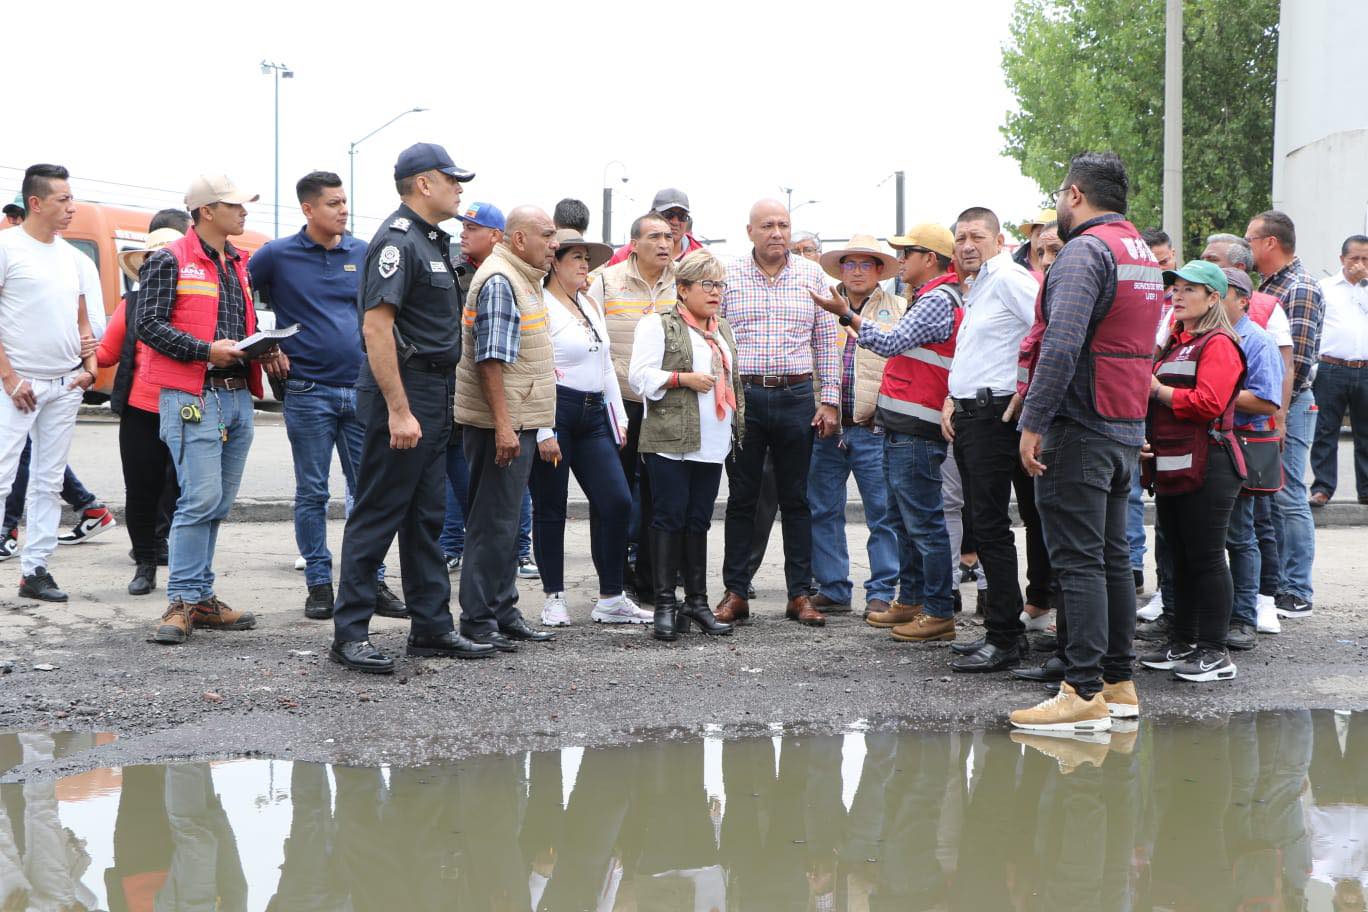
[347,107,428,234]
[894,171,905,236]
[1162,0,1183,256]
[601,161,628,245]
[260,61,294,238]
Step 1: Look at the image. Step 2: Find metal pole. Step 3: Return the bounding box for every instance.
[348,147,356,234]
[273,68,280,238]
[894,171,905,235]
[1162,0,1183,256]
[602,186,612,244]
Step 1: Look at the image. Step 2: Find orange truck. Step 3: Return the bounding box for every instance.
[57,201,272,396]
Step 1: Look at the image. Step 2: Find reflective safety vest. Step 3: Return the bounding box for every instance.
[1148,328,1247,495]
[874,272,962,434]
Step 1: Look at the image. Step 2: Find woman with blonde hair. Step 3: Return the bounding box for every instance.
[629,250,742,641]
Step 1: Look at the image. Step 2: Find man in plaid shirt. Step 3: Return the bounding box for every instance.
[1246,210,1324,619]
[715,199,840,628]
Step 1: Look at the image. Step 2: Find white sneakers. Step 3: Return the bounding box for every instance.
[1255,594,1281,634]
[541,594,571,627]
[1136,592,1164,622]
[1019,608,1053,632]
[591,594,650,624]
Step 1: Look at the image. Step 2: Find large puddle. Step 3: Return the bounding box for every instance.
[0,711,1363,910]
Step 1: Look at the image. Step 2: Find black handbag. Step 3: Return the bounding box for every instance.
[1234,427,1283,495]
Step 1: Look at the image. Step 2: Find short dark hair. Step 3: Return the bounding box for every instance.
[296,170,343,203]
[933,252,952,270]
[395,175,417,197]
[22,163,70,208]
[955,206,1000,235]
[553,198,590,233]
[631,211,670,240]
[1064,151,1129,214]
[1141,228,1171,249]
[149,208,191,234]
[1342,235,1368,256]
[1252,210,1295,253]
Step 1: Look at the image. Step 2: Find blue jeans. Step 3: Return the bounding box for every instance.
[1225,495,1258,627]
[283,380,381,588]
[1126,463,1146,570]
[519,488,532,559]
[159,387,254,604]
[440,433,470,559]
[2,437,96,530]
[1274,389,1316,599]
[883,432,954,618]
[807,426,899,605]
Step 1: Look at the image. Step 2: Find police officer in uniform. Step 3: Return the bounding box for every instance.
[330,142,496,673]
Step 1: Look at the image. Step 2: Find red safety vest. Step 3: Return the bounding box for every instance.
[1017,219,1163,422]
[875,272,962,430]
[1247,290,1279,329]
[138,231,263,398]
[1148,328,1247,495]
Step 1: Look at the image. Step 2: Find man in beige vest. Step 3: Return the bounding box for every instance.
[455,206,560,651]
[587,211,676,601]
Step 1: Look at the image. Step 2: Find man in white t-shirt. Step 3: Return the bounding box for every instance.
[0,164,101,600]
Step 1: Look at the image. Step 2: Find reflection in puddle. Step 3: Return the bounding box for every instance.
[1,712,1364,910]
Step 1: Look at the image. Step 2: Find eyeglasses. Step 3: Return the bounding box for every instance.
[793,245,820,256]
[1243,234,1268,245]
[897,247,930,259]
[661,209,689,221]
[694,280,728,293]
[1051,187,1071,203]
[840,261,880,273]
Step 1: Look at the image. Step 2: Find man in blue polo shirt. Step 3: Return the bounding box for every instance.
[1220,266,1284,649]
[249,170,406,621]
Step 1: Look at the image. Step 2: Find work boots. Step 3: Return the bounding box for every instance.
[650,529,682,642]
[127,562,157,596]
[679,532,732,636]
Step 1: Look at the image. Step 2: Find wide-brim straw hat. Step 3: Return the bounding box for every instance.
[118,227,184,282]
[553,229,613,272]
[819,233,900,281]
[1016,208,1057,234]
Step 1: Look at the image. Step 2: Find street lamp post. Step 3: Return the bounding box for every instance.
[601,160,628,245]
[348,107,430,234]
[260,61,294,238]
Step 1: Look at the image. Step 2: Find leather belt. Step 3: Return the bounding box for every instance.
[404,359,456,375]
[952,395,1013,414]
[741,372,812,388]
[1320,355,1368,369]
[204,374,248,391]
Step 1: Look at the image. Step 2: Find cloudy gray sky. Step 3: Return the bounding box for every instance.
[5,0,1049,251]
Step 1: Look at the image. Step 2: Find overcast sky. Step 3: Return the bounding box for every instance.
[5,0,1049,252]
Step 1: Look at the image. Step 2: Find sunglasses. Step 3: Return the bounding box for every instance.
[661,209,689,221]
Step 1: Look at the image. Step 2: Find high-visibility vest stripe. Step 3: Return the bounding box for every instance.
[897,347,954,369]
[876,394,943,424]
[1155,454,1193,471]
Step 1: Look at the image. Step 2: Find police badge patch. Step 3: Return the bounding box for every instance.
[378,245,401,278]
[389,217,411,231]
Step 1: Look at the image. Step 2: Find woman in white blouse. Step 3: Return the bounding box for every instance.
[629,250,743,641]
[531,230,645,628]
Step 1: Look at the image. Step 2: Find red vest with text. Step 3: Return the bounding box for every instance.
[1148,328,1247,494]
[1016,219,1163,422]
[138,232,263,397]
[1247,290,1278,329]
[875,272,962,430]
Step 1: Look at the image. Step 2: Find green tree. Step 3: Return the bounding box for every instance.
[1001,0,1279,255]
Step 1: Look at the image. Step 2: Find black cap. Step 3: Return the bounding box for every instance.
[393,142,475,182]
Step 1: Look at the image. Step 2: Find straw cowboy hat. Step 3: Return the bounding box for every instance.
[818,234,900,281]
[118,228,185,282]
[553,229,613,272]
[1016,208,1057,235]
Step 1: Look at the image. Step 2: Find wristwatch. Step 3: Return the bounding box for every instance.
[837,309,854,327]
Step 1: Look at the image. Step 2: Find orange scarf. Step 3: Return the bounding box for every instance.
[677,306,737,421]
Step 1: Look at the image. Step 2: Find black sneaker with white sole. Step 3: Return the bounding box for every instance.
[1172,647,1237,682]
[1139,640,1197,670]
[1274,592,1312,619]
[0,528,15,562]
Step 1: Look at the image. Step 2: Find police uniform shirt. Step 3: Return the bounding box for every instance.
[359,203,462,366]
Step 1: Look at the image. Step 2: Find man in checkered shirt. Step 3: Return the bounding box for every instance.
[714,199,840,629]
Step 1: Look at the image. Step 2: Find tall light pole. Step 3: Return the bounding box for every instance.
[260,61,293,238]
[791,199,820,214]
[602,160,628,244]
[348,107,429,234]
[780,185,794,213]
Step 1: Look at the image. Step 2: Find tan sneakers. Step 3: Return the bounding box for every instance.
[890,614,956,642]
[1009,682,1113,733]
[1010,731,1111,774]
[1101,680,1140,719]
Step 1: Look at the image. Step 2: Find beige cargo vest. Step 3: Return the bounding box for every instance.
[815,284,906,424]
[598,255,676,403]
[455,244,556,430]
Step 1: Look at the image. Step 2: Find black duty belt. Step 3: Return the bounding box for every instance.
[405,359,456,375]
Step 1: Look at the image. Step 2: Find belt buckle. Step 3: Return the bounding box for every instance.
[761,374,781,388]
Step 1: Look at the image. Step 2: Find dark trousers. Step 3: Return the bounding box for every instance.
[616,400,654,594]
[1156,447,1243,651]
[747,453,779,578]
[1311,361,1368,498]
[1014,456,1053,608]
[646,455,723,533]
[722,381,817,598]
[119,405,179,563]
[952,401,1024,648]
[458,426,537,638]
[530,387,631,595]
[1034,419,1137,696]
[332,369,454,643]
[3,436,97,529]
[1252,494,1279,597]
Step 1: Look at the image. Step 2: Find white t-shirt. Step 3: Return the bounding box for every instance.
[538,290,626,444]
[629,313,734,464]
[0,228,86,378]
[73,247,106,340]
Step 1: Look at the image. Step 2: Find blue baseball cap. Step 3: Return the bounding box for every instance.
[393,142,475,182]
[456,202,505,231]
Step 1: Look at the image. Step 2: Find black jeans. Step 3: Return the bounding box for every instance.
[1156,447,1243,651]
[333,367,454,643]
[616,400,654,593]
[1252,494,1279,597]
[723,380,816,598]
[1034,419,1138,696]
[1311,361,1368,498]
[646,455,724,533]
[458,426,537,638]
[1013,454,1053,609]
[952,400,1024,648]
[530,387,630,595]
[119,405,179,563]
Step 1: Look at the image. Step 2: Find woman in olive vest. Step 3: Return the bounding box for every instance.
[628,250,742,641]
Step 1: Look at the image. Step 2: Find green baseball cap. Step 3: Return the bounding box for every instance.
[1163,259,1228,296]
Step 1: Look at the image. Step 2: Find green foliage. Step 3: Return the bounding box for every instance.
[1001,0,1280,254]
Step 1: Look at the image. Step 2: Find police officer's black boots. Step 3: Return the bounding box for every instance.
[650,528,683,641]
[680,532,732,636]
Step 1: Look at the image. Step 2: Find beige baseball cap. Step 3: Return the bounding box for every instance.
[185,173,259,210]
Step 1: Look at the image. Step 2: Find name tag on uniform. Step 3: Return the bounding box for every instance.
[430,261,447,272]
[343,264,357,272]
